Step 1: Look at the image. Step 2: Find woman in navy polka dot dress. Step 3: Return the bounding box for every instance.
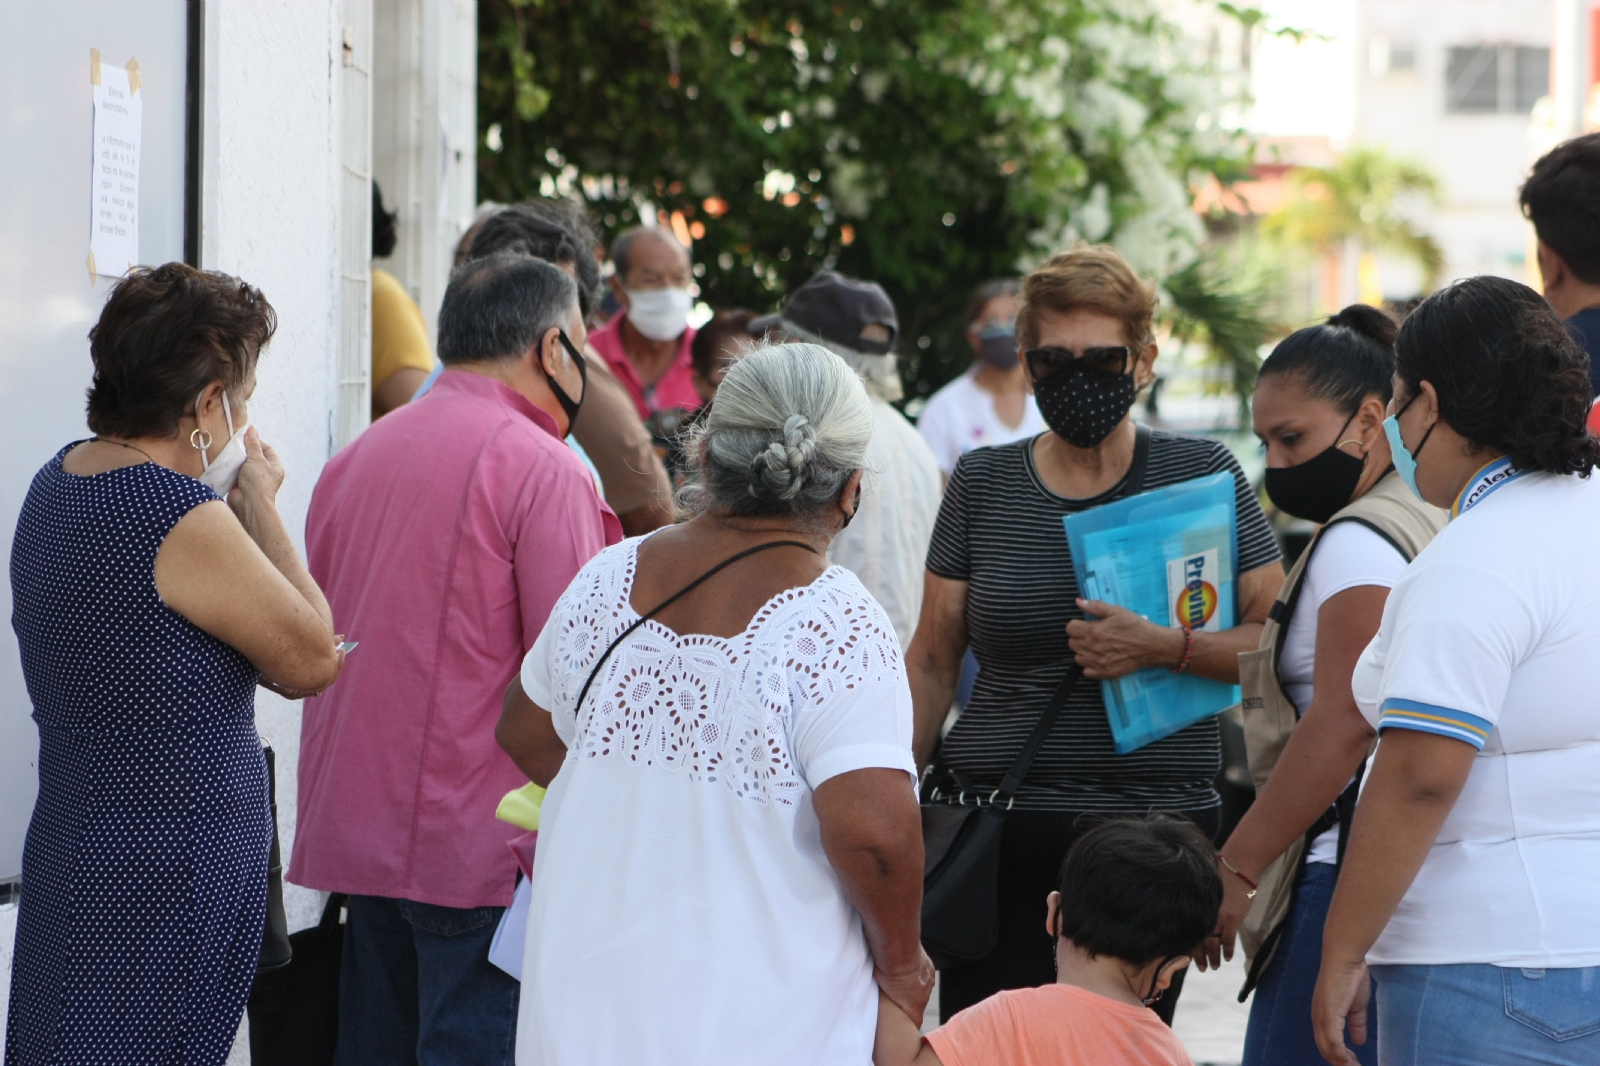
[6,264,344,1065]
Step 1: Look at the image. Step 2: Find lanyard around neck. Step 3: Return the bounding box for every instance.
[1452,456,1526,518]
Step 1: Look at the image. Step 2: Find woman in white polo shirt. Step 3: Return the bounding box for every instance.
[1312,276,1600,1066]
[915,278,1045,478]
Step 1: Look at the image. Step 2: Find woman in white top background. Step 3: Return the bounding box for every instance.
[916,278,1046,478]
[496,343,930,1065]
[1313,276,1600,1065]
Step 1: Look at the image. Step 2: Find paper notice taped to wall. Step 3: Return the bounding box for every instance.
[89,52,142,279]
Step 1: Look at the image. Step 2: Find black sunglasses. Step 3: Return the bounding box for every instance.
[1024,345,1131,381]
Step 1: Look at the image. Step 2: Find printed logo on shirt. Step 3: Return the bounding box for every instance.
[1167,548,1222,631]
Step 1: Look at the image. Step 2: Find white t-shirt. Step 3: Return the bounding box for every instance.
[916,370,1046,476]
[515,538,918,1065]
[829,401,943,649]
[1278,522,1408,863]
[1351,461,1600,968]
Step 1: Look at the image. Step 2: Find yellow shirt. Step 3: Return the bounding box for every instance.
[371,268,435,418]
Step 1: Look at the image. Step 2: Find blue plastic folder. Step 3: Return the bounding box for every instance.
[1062,472,1241,754]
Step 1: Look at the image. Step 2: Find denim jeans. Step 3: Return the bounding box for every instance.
[1243,861,1378,1066]
[1372,962,1600,1065]
[335,894,519,1066]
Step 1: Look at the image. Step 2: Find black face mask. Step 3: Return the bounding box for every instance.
[839,483,862,530]
[550,330,589,432]
[1263,413,1365,524]
[1033,367,1138,449]
[978,327,1020,370]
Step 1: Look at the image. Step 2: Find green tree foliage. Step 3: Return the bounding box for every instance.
[1264,145,1444,294]
[1162,244,1282,423]
[479,0,1253,396]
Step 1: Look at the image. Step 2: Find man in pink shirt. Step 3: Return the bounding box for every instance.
[292,253,621,1065]
[588,226,702,422]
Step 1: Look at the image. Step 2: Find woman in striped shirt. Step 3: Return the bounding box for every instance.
[905,245,1283,1023]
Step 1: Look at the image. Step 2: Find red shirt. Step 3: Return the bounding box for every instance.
[588,312,702,421]
[290,370,621,908]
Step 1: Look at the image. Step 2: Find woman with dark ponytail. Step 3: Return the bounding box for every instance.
[1313,277,1600,1066]
[1197,306,1446,1066]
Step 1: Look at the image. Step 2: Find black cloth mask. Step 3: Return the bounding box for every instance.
[978,328,1020,370]
[1033,367,1138,449]
[551,330,589,432]
[1263,413,1366,523]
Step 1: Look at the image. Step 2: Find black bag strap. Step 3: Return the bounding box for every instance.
[571,539,818,715]
[1125,423,1154,497]
[993,660,1086,805]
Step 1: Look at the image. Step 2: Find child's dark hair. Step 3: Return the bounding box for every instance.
[1257,304,1396,414]
[1055,814,1222,966]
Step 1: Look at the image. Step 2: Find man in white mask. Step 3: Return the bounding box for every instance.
[589,226,705,424]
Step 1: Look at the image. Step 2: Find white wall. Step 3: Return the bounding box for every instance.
[1356,0,1552,290]
[373,0,478,341]
[1,2,349,1056]
[201,0,349,942]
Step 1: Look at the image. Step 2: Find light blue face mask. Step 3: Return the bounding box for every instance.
[1383,393,1434,500]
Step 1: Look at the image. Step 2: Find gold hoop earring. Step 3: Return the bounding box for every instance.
[190,428,213,451]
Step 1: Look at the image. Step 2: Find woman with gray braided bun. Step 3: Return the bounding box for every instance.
[498,343,931,1063]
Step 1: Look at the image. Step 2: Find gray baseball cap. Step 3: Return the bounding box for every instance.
[750,270,898,354]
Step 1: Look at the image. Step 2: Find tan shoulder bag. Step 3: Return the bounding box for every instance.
[1234,471,1445,997]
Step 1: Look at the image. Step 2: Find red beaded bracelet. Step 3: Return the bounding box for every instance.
[1169,626,1194,674]
[1218,855,1258,898]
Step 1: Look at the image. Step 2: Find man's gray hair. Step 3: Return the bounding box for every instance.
[771,318,904,403]
[683,342,873,518]
[611,225,688,281]
[437,252,577,365]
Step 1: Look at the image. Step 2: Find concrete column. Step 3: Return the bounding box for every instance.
[372,0,477,340]
[1551,0,1596,137]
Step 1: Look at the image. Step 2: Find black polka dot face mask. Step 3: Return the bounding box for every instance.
[1032,364,1138,449]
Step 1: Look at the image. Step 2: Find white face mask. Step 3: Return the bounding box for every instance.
[622,284,694,341]
[196,390,251,497]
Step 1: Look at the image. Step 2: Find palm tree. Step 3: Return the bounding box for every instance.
[1162,248,1283,425]
[1264,146,1444,297]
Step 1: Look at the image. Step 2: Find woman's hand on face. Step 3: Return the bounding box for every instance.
[875,948,937,1028]
[231,427,285,513]
[1066,598,1185,679]
[1312,956,1372,1066]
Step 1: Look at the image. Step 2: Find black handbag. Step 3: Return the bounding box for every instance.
[920,661,1083,970]
[257,742,292,973]
[247,892,348,1066]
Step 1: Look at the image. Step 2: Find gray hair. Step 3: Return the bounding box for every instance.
[436,252,578,365]
[611,225,688,281]
[772,318,904,403]
[683,342,873,518]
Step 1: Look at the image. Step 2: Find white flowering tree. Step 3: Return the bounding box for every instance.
[480,0,1254,395]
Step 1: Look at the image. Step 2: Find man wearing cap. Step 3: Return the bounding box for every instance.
[754,271,942,648]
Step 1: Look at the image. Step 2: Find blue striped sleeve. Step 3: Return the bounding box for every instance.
[1378,699,1493,750]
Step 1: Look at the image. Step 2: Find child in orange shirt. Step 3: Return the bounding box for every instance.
[875,815,1223,1066]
